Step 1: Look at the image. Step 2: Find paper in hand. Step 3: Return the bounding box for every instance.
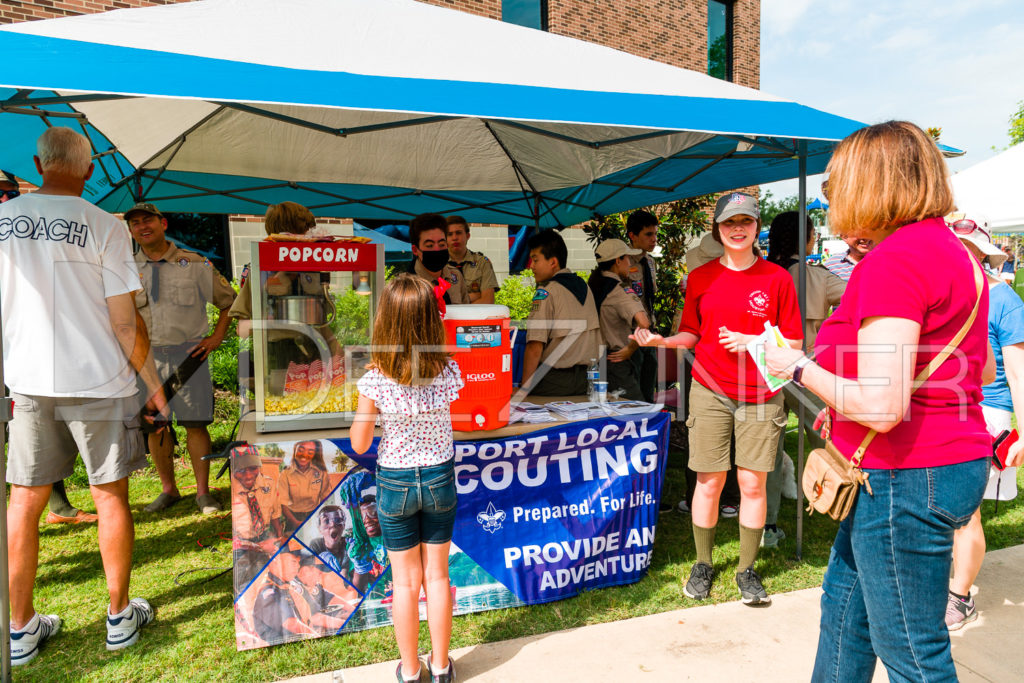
[747,321,790,392]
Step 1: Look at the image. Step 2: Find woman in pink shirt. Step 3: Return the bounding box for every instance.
[766,121,1000,682]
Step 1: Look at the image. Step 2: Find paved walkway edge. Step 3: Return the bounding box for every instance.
[287,544,1024,682]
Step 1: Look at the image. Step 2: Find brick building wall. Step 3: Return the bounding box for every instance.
[546,0,759,88]
[0,0,188,24]
[419,0,499,20]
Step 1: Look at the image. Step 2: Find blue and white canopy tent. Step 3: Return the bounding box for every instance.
[0,0,868,225]
[0,0,892,668]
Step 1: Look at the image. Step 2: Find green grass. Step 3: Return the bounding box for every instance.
[19,413,1024,682]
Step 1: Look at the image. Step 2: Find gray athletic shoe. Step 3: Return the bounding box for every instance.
[196,493,222,515]
[761,527,786,549]
[945,592,978,631]
[736,568,771,606]
[144,492,182,513]
[683,562,715,600]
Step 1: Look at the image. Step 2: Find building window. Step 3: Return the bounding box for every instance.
[707,0,733,81]
[503,0,547,31]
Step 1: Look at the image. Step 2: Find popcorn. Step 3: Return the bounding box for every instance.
[265,383,360,415]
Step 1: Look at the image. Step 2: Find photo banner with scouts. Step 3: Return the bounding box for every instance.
[231,412,669,650]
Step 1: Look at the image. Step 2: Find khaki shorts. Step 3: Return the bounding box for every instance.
[146,343,214,428]
[686,381,786,473]
[8,393,148,487]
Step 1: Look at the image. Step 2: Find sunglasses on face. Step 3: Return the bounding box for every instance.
[0,189,19,203]
[951,219,990,241]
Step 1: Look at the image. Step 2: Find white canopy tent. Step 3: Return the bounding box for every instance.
[951,144,1024,233]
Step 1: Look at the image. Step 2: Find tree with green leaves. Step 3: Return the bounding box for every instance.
[1010,100,1024,147]
[581,197,712,333]
[757,189,827,228]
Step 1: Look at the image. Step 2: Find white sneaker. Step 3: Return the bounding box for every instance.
[106,598,154,651]
[11,612,61,666]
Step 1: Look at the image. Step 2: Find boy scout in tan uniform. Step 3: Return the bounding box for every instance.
[523,229,600,396]
[624,211,660,402]
[230,446,283,593]
[446,215,499,303]
[126,202,236,515]
[450,250,497,300]
[407,212,469,304]
[591,240,651,401]
[407,257,469,305]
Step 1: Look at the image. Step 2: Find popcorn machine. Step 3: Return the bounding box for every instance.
[248,238,384,432]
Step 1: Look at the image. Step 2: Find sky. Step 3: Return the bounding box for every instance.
[758,0,1024,201]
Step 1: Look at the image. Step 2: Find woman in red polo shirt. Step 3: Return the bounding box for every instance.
[633,192,802,606]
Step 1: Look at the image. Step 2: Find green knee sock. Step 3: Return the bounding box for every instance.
[737,524,763,573]
[692,523,717,566]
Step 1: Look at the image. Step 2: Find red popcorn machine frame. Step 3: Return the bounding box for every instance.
[248,239,384,432]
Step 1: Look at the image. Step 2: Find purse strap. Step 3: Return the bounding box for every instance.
[849,253,984,468]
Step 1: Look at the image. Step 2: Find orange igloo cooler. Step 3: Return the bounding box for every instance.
[444,304,512,431]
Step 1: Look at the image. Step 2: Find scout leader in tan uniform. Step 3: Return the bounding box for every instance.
[623,210,660,402]
[126,202,235,515]
[523,229,600,396]
[404,212,468,305]
[589,239,652,401]
[446,215,499,303]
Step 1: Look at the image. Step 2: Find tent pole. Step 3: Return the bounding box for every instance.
[0,292,10,681]
[796,141,808,561]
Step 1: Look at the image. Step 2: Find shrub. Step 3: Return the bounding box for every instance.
[206,303,244,393]
[582,198,712,334]
[495,270,535,321]
[331,288,372,346]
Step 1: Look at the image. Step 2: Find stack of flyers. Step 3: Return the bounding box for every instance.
[545,401,591,421]
[747,322,790,392]
[603,400,657,415]
[510,402,557,424]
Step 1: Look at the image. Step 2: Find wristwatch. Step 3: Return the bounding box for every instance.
[792,356,813,388]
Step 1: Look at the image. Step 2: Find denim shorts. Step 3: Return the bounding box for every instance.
[375,461,458,552]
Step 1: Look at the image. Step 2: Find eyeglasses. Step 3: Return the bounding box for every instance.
[0,189,19,203]
[950,219,991,241]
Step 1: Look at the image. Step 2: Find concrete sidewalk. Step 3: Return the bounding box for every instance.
[289,544,1024,682]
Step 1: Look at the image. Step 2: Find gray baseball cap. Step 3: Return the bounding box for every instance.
[714,192,760,223]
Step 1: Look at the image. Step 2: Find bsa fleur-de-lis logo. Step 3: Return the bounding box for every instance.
[476,502,506,534]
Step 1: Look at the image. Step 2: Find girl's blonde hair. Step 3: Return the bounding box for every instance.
[370,274,449,385]
[826,121,954,239]
[290,440,326,472]
[265,201,316,236]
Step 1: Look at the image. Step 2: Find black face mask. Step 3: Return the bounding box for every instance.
[419,248,449,273]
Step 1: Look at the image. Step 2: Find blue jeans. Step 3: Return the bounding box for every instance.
[811,458,988,683]
[375,461,457,552]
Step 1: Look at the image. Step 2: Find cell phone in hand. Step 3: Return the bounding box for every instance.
[992,429,1018,471]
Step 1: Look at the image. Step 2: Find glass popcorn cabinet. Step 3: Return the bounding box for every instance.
[248,239,384,432]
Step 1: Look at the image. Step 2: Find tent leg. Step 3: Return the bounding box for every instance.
[0,306,10,681]
[795,141,809,561]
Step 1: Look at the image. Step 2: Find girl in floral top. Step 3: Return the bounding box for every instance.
[351,273,463,683]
